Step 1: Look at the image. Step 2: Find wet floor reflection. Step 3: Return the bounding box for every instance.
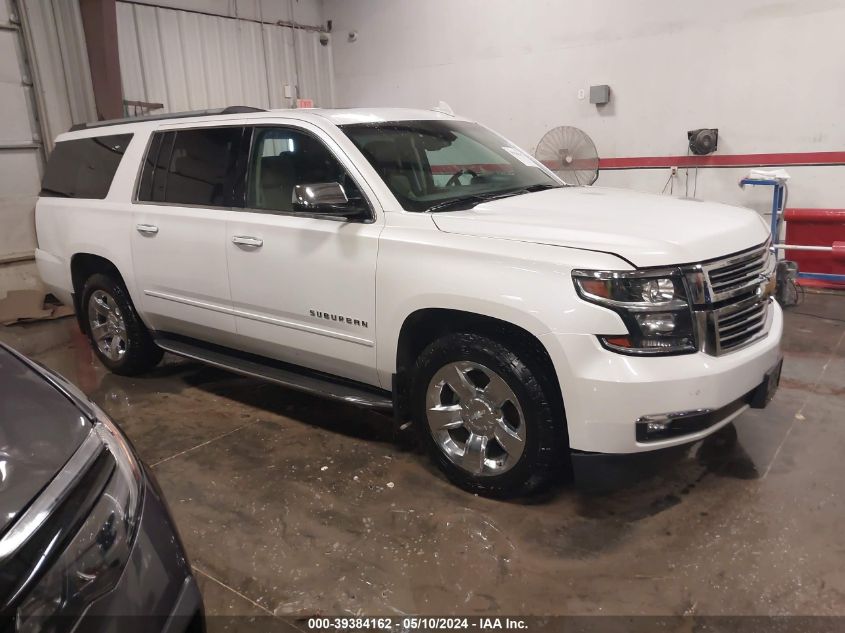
[6,292,843,616]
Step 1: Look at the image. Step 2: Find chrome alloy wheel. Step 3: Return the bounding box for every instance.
[87,290,128,362]
[426,361,526,476]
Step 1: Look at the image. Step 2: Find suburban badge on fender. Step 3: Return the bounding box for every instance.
[309,310,369,328]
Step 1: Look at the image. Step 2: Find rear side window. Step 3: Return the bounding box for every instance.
[137,127,244,206]
[41,134,132,199]
[137,131,163,201]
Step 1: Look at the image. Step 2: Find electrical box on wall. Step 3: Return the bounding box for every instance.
[589,85,610,105]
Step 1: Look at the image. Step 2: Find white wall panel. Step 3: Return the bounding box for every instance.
[115,2,144,103]
[49,0,96,124]
[20,0,96,143]
[1,0,94,274]
[132,4,168,110]
[0,150,40,256]
[295,29,334,108]
[198,16,226,107]
[0,85,34,143]
[218,18,244,106]
[0,27,20,83]
[157,11,190,110]
[263,24,297,108]
[324,0,845,211]
[178,11,209,108]
[235,19,269,108]
[0,18,39,265]
[116,0,333,113]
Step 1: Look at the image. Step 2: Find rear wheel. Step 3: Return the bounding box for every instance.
[81,273,162,375]
[411,332,566,497]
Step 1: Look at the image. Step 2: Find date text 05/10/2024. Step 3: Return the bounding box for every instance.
[306,617,528,630]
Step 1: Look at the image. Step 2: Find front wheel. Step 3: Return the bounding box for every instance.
[81,273,163,375]
[410,332,566,497]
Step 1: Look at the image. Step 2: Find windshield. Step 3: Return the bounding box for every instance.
[340,120,562,212]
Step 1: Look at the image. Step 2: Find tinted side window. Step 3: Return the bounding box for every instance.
[137,131,177,203]
[246,127,363,213]
[151,132,175,202]
[41,134,132,199]
[163,127,243,206]
[137,132,163,201]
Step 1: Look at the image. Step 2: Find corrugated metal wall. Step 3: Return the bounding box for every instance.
[22,0,96,145]
[115,1,334,113]
[0,0,95,272]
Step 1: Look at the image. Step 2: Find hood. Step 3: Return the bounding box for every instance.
[0,347,91,536]
[431,186,770,267]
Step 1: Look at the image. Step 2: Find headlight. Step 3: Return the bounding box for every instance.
[16,405,143,630]
[573,269,697,355]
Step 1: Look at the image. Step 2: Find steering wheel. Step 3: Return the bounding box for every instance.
[445,168,478,187]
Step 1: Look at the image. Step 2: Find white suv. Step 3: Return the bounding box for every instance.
[35,106,783,496]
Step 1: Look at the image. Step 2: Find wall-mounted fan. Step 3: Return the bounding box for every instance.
[535,126,600,185]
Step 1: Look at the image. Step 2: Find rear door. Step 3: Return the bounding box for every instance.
[131,125,246,345]
[225,123,383,386]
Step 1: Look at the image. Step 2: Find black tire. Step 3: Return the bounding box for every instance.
[410,332,567,497]
[81,273,163,376]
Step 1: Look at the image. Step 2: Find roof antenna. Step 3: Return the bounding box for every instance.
[432,101,455,116]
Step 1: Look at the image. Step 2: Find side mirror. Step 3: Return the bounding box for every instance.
[292,182,365,218]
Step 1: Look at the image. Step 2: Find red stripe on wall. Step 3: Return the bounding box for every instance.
[426,152,845,175]
[598,151,845,170]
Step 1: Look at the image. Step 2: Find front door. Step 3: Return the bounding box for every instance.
[131,125,245,345]
[225,124,382,386]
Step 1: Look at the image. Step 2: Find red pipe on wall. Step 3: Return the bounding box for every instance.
[784,208,845,223]
[783,208,845,288]
[599,151,845,170]
[431,152,845,173]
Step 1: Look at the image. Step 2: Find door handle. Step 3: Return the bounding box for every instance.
[232,235,263,248]
[136,223,159,235]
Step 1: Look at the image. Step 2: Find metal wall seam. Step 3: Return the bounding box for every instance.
[115,0,334,113]
[49,0,97,124]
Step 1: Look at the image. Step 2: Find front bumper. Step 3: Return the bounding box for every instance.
[569,369,779,490]
[540,300,783,454]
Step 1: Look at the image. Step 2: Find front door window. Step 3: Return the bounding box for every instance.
[247,127,364,214]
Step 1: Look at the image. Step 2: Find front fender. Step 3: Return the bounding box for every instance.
[375,225,629,388]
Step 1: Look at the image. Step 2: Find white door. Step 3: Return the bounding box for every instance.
[131,127,245,345]
[226,125,382,386]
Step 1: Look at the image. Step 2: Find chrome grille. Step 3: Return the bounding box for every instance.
[703,242,774,303]
[682,241,776,355]
[713,295,770,353]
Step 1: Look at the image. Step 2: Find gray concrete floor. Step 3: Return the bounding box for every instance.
[2,292,843,619]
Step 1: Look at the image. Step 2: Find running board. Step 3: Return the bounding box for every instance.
[154,335,393,411]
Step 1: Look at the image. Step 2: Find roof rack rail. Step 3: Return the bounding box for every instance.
[68,105,267,132]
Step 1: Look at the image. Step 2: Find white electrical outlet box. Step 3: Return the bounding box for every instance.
[577,89,585,100]
[284,85,293,99]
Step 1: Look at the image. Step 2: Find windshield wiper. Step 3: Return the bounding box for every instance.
[425,183,560,213]
[426,195,492,213]
[518,183,560,193]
